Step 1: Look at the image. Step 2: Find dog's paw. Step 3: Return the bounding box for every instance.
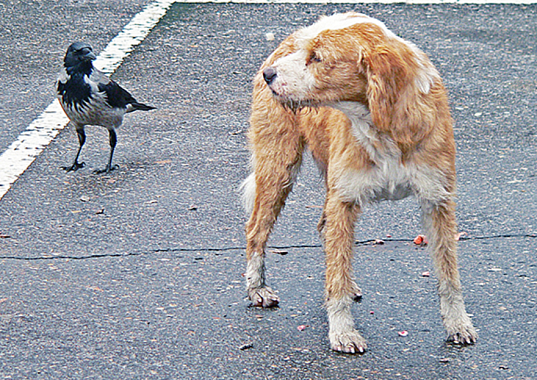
[445,316,477,345]
[329,329,367,354]
[248,287,280,308]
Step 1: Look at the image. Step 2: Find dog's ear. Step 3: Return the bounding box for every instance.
[365,44,409,130]
[364,39,437,151]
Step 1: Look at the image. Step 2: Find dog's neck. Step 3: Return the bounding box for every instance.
[330,101,370,122]
[330,101,400,163]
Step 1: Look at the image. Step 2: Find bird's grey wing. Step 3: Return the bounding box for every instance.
[90,69,137,109]
[89,68,111,86]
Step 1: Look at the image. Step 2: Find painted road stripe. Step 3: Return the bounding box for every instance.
[0,0,175,201]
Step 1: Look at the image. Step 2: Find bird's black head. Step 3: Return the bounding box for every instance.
[64,42,97,74]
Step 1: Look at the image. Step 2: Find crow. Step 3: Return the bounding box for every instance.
[57,42,155,173]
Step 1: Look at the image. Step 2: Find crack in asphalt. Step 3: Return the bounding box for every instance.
[0,233,535,261]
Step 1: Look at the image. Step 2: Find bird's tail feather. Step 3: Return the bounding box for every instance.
[128,102,156,112]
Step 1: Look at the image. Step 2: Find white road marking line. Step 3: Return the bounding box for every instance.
[0,0,175,201]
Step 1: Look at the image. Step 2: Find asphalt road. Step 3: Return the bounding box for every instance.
[0,1,536,379]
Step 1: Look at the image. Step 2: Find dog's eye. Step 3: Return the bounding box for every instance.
[307,52,322,65]
[310,53,322,63]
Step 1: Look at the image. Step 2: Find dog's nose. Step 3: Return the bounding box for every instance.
[263,67,277,85]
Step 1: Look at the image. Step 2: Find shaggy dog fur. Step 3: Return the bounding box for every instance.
[241,12,477,353]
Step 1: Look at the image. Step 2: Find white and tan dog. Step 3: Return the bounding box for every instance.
[241,12,477,354]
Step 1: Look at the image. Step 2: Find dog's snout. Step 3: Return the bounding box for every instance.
[263,67,277,85]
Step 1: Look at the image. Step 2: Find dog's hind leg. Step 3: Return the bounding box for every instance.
[421,197,477,345]
[323,191,366,353]
[243,107,305,308]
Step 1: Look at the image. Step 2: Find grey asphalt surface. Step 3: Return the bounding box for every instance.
[0,1,536,379]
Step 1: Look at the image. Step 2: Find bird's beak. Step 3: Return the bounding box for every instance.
[85,51,97,61]
[79,47,97,61]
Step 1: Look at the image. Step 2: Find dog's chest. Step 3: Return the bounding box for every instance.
[333,104,415,204]
[337,155,414,204]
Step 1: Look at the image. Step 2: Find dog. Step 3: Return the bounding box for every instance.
[241,12,477,354]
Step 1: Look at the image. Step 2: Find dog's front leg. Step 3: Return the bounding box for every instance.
[245,249,277,308]
[244,183,285,308]
[244,171,297,307]
[323,192,366,354]
[421,198,478,345]
[243,133,304,308]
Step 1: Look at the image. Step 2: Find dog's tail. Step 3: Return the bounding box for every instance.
[239,172,256,215]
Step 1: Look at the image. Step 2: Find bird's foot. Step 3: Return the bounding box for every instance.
[62,162,85,172]
[94,164,119,174]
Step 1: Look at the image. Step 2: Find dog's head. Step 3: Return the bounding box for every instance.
[263,13,442,131]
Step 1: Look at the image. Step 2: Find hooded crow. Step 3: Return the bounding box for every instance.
[57,42,155,173]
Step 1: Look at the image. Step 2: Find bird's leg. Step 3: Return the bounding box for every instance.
[63,127,86,172]
[94,128,119,174]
